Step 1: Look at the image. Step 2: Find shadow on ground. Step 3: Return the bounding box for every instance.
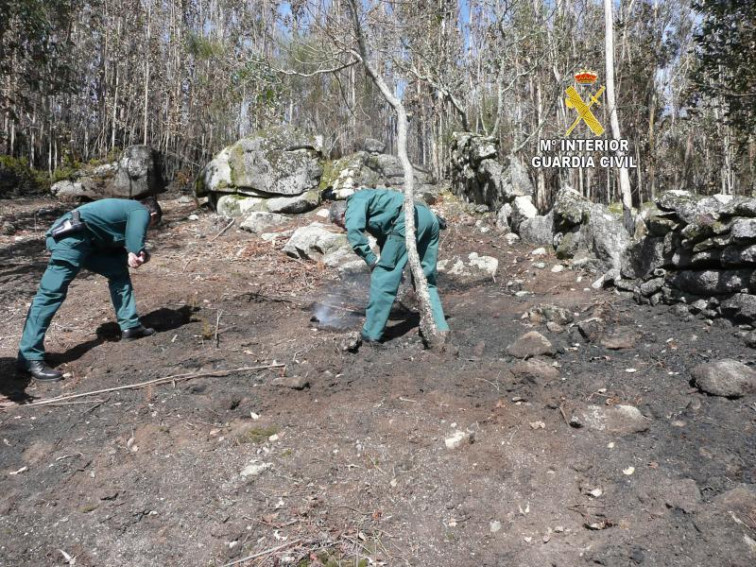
[3,306,194,399]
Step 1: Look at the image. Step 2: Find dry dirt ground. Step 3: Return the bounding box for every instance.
[0,196,755,567]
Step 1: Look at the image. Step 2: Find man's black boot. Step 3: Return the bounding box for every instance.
[122,325,156,341]
[19,360,64,382]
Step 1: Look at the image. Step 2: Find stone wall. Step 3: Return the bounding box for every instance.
[620,190,756,332]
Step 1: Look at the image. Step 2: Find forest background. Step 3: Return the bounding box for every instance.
[0,0,754,210]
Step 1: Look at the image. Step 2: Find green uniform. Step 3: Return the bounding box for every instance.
[344,189,449,341]
[18,199,150,363]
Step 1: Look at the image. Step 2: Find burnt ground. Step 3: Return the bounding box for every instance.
[0,196,755,567]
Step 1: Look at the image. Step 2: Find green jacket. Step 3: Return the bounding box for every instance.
[344,189,407,267]
[65,199,150,254]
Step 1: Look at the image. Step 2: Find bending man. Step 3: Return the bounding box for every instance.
[329,188,449,346]
[17,197,162,382]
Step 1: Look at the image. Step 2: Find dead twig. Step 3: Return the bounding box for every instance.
[214,309,224,348]
[210,219,235,242]
[221,538,304,567]
[317,302,363,314]
[21,365,285,408]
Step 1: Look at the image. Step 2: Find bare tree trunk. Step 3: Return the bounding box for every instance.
[112,64,119,152]
[143,2,151,146]
[534,79,546,209]
[347,0,444,348]
[604,0,633,233]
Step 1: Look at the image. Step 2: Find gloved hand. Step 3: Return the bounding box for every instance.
[368,256,380,272]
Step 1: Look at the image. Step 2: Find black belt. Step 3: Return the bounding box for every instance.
[50,210,88,241]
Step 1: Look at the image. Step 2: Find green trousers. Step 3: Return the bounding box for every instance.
[17,233,140,362]
[362,205,449,341]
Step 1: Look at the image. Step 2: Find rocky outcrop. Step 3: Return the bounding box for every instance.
[619,191,756,329]
[510,187,630,273]
[51,145,161,201]
[450,133,533,211]
[320,150,436,200]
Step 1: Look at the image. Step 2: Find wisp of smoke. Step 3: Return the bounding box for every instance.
[310,272,370,330]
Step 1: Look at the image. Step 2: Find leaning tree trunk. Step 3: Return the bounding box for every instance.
[604,0,633,234]
[347,0,444,348]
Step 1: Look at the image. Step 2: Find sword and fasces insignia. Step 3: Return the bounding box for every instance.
[565,70,605,137]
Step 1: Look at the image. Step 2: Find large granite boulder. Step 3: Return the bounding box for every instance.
[519,211,554,246]
[113,145,160,198]
[283,222,349,260]
[320,150,435,199]
[51,145,161,201]
[197,128,323,200]
[516,187,630,272]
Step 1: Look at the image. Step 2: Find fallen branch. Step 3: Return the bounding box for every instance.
[221,539,304,567]
[22,365,285,408]
[317,302,363,314]
[210,219,235,242]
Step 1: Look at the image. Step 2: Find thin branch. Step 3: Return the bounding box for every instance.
[221,539,304,567]
[268,59,360,78]
[22,365,285,408]
[209,219,234,242]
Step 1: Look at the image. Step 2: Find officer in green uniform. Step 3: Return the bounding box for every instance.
[17,197,162,382]
[329,189,449,347]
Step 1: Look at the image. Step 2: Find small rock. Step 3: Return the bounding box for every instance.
[445,430,474,450]
[490,520,502,533]
[600,327,639,350]
[504,233,520,245]
[690,359,756,398]
[570,404,650,435]
[551,265,564,273]
[578,318,605,342]
[546,321,565,334]
[511,359,560,384]
[533,262,546,269]
[529,421,546,430]
[272,376,310,390]
[587,487,603,498]
[178,195,193,204]
[531,247,547,257]
[188,214,199,221]
[623,466,635,475]
[467,252,498,278]
[745,331,756,348]
[585,520,608,530]
[528,304,574,325]
[591,274,607,289]
[506,331,555,359]
[240,461,272,478]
